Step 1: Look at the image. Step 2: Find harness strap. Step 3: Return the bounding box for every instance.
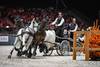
[27,26,35,34]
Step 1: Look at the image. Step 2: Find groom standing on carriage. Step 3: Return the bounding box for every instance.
[51,12,65,42]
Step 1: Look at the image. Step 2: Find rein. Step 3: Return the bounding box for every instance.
[44,41,56,45]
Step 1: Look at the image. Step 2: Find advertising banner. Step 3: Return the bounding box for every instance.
[0,36,9,42]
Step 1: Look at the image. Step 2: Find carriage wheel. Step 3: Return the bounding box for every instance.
[59,40,70,56]
[43,47,53,56]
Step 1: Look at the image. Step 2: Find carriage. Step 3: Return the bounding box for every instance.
[32,24,82,56]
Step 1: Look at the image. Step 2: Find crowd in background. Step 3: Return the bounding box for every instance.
[0,7,85,34]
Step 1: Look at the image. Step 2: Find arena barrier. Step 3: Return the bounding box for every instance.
[0,34,15,45]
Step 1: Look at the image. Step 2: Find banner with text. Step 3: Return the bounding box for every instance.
[0,36,9,42]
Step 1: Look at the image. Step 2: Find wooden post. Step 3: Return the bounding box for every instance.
[85,32,90,61]
[96,19,98,28]
[73,32,77,60]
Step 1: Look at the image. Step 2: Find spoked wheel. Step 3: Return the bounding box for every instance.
[59,40,70,56]
[43,47,53,56]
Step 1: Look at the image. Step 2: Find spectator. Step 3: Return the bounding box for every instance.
[69,17,78,49]
[63,17,71,38]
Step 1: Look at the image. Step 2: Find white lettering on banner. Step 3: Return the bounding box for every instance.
[0,36,9,42]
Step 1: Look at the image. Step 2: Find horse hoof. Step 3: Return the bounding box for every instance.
[27,55,32,58]
[8,55,11,59]
[27,54,32,58]
[43,54,47,56]
[33,52,37,56]
[17,52,22,56]
[22,50,27,55]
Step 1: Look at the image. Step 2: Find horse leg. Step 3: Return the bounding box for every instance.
[22,35,33,56]
[39,44,44,53]
[33,45,37,56]
[14,37,23,56]
[39,43,48,53]
[26,45,32,58]
[16,45,23,57]
[8,37,21,58]
[21,33,29,52]
[45,45,49,53]
[8,47,15,59]
[26,36,35,58]
[8,43,22,58]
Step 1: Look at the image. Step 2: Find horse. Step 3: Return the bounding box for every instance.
[22,18,39,52]
[8,18,39,58]
[32,23,56,56]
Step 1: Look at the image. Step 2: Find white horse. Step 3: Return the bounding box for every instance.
[13,28,25,50]
[22,18,39,52]
[8,18,39,58]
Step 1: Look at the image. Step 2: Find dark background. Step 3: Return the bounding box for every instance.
[0,0,100,20]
